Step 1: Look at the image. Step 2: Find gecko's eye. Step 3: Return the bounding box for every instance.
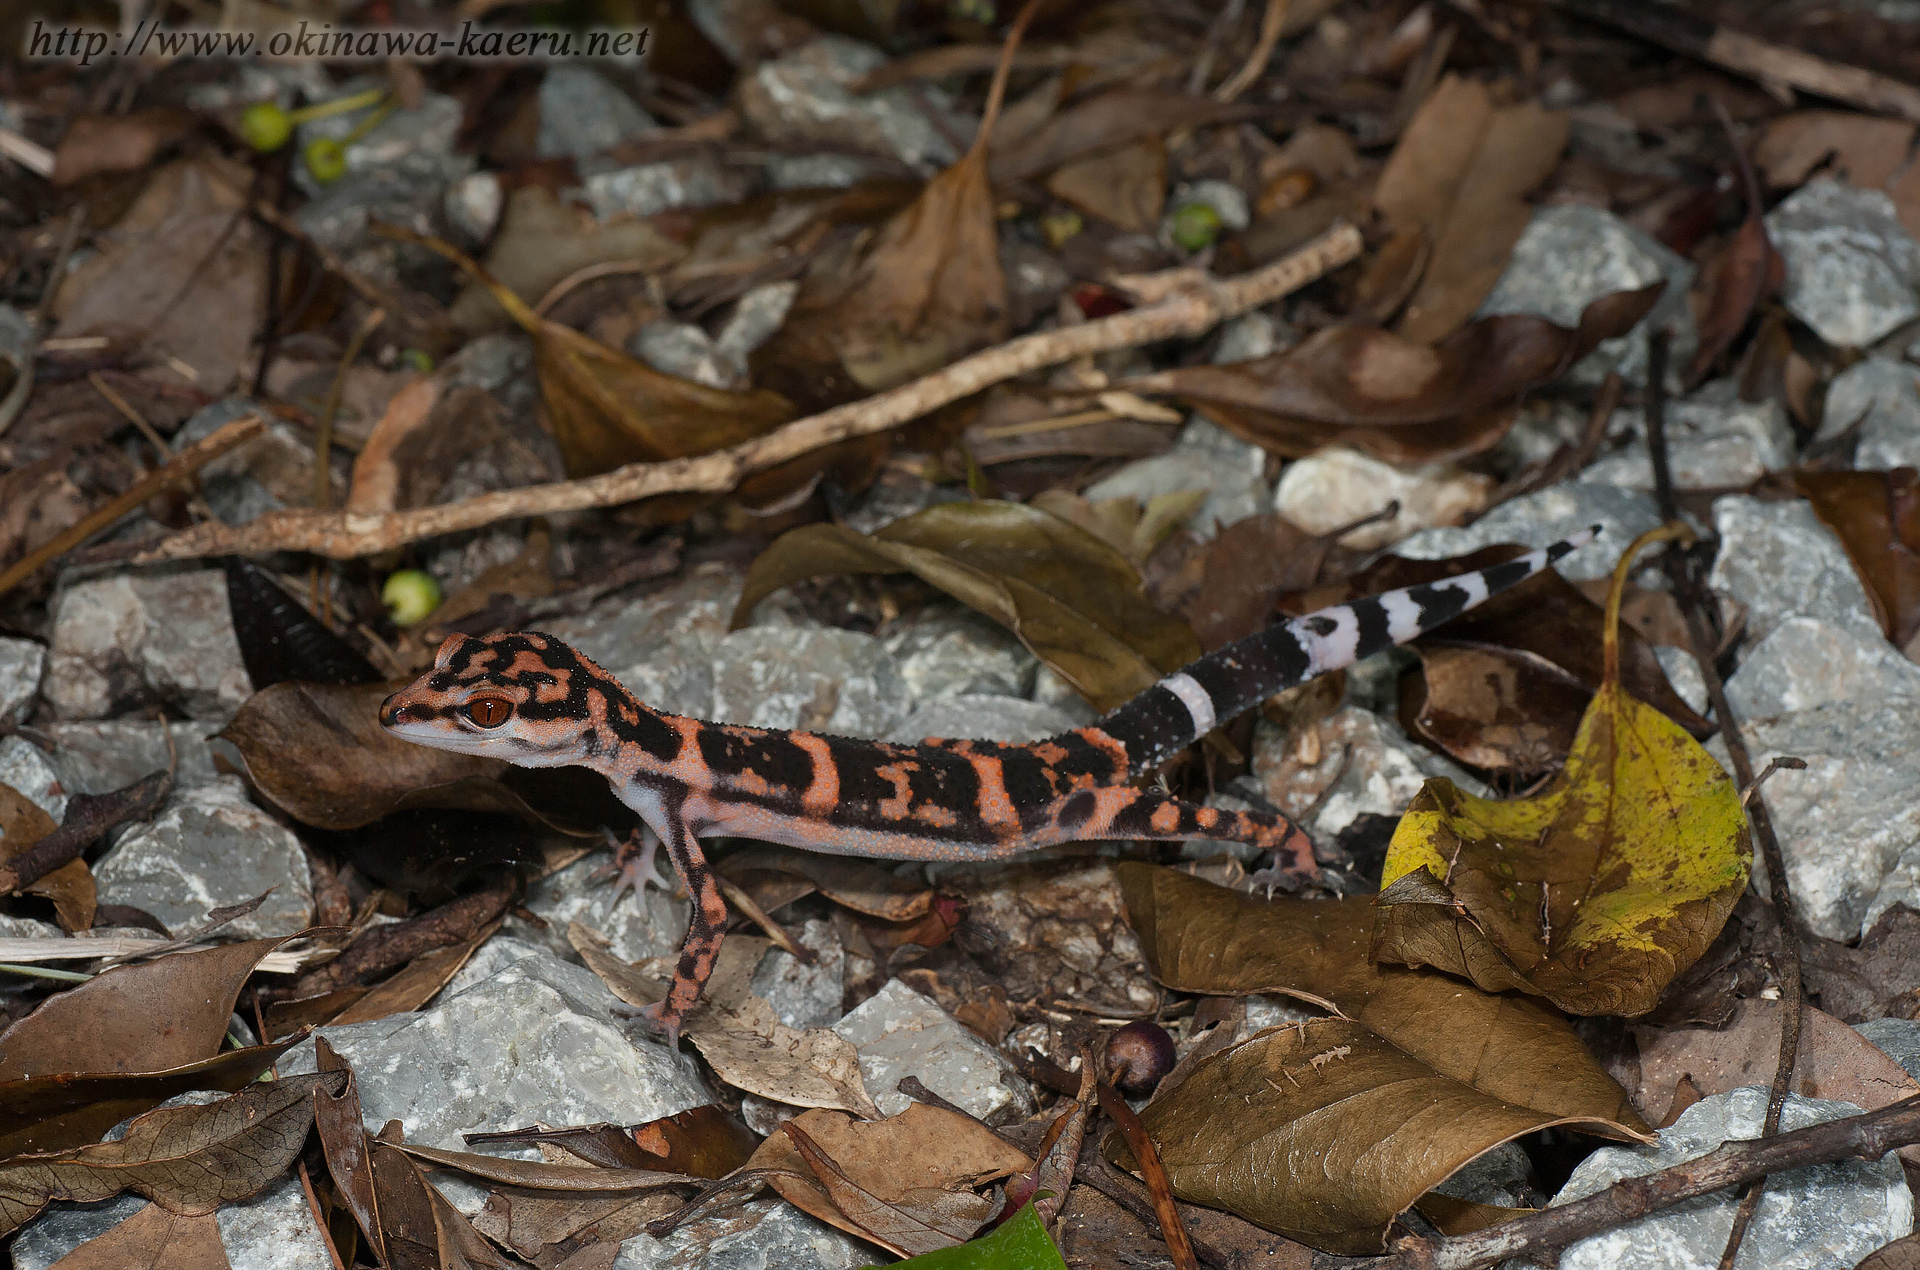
[464,697,514,728]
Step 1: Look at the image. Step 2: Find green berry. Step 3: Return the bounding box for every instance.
[240,101,292,153]
[303,136,348,184]
[382,570,442,626]
[400,348,434,375]
[1169,201,1223,252]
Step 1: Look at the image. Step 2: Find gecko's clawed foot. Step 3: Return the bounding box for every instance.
[596,826,669,907]
[633,999,685,1049]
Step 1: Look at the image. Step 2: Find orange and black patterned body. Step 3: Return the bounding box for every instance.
[379,530,1593,1040]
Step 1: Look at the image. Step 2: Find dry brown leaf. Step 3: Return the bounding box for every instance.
[0,939,289,1081]
[715,846,932,922]
[1137,285,1662,465]
[312,1038,384,1267]
[1794,469,1920,648]
[1634,998,1920,1137]
[1116,864,1650,1133]
[1123,1016,1628,1253]
[52,157,266,393]
[0,781,94,933]
[0,1071,342,1238]
[1374,76,1568,344]
[1399,643,1589,775]
[689,994,882,1120]
[50,109,197,186]
[745,1105,1031,1251]
[326,916,501,1027]
[43,1200,229,1270]
[1044,139,1167,234]
[784,1119,990,1256]
[343,374,440,514]
[1753,110,1916,191]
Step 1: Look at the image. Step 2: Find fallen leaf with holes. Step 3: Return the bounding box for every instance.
[41,1200,228,1270]
[1116,864,1647,1133]
[0,781,94,933]
[1633,998,1920,1137]
[0,1071,342,1238]
[1373,538,1751,1017]
[747,1105,1031,1252]
[1397,644,1590,776]
[1373,75,1568,343]
[1133,285,1662,465]
[732,500,1200,712]
[1119,1017,1628,1253]
[689,994,883,1120]
[1795,469,1920,650]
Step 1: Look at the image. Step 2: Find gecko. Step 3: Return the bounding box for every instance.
[379,527,1595,1042]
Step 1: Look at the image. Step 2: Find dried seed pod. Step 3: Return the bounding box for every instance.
[1105,1019,1177,1097]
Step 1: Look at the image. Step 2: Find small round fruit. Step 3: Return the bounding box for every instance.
[240,102,292,153]
[1105,1020,1177,1097]
[1168,201,1223,252]
[382,569,442,626]
[303,136,348,184]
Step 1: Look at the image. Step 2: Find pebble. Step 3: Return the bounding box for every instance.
[750,918,846,1030]
[1857,1018,1920,1082]
[1248,707,1487,842]
[176,396,347,527]
[44,568,251,723]
[40,720,220,794]
[517,850,688,965]
[292,91,472,261]
[282,937,710,1150]
[1816,357,1920,469]
[1476,203,1698,388]
[1273,447,1492,549]
[582,156,754,221]
[91,777,314,938]
[535,67,655,165]
[1083,418,1271,542]
[13,1179,329,1270]
[882,605,1038,702]
[709,626,906,737]
[1584,381,1796,491]
[442,169,503,246]
[0,637,43,725]
[1766,179,1920,348]
[0,736,67,821]
[614,1196,867,1270]
[544,564,746,719]
[1392,481,1663,582]
[892,694,1077,744]
[831,978,1032,1119]
[1553,1087,1911,1270]
[738,36,962,172]
[1708,495,1884,647]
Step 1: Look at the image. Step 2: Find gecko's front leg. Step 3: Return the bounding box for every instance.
[634,810,729,1047]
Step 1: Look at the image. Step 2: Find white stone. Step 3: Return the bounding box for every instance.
[1083,419,1270,542]
[709,627,906,737]
[92,777,313,938]
[536,67,655,163]
[0,637,44,724]
[892,694,1077,744]
[1766,180,1920,348]
[832,979,1031,1119]
[1274,447,1491,549]
[1709,496,1883,647]
[0,736,65,821]
[1249,706,1487,841]
[1584,382,1796,491]
[1555,1088,1911,1270]
[1392,481,1663,581]
[45,569,250,722]
[738,36,961,172]
[1817,357,1920,469]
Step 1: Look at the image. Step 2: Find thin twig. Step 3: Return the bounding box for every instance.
[87,370,172,460]
[1382,1094,1920,1270]
[1637,338,1807,1270]
[1540,0,1920,123]
[1214,0,1291,103]
[0,414,264,599]
[314,308,385,513]
[133,225,1364,564]
[0,770,175,896]
[1097,1079,1199,1270]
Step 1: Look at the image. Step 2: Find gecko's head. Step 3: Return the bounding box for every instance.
[379,631,598,768]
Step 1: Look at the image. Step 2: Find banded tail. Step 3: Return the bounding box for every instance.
[1097,528,1600,772]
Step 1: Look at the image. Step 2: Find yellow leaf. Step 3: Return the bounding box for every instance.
[1374,524,1751,1016]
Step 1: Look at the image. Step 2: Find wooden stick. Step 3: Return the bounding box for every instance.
[133,224,1363,564]
[1544,0,1920,123]
[1382,1094,1920,1270]
[0,413,264,599]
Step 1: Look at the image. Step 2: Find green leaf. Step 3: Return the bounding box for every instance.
[859,1202,1067,1270]
[731,500,1200,712]
[1374,525,1751,1016]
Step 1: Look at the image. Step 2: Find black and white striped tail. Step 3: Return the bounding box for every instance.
[1097,528,1600,772]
